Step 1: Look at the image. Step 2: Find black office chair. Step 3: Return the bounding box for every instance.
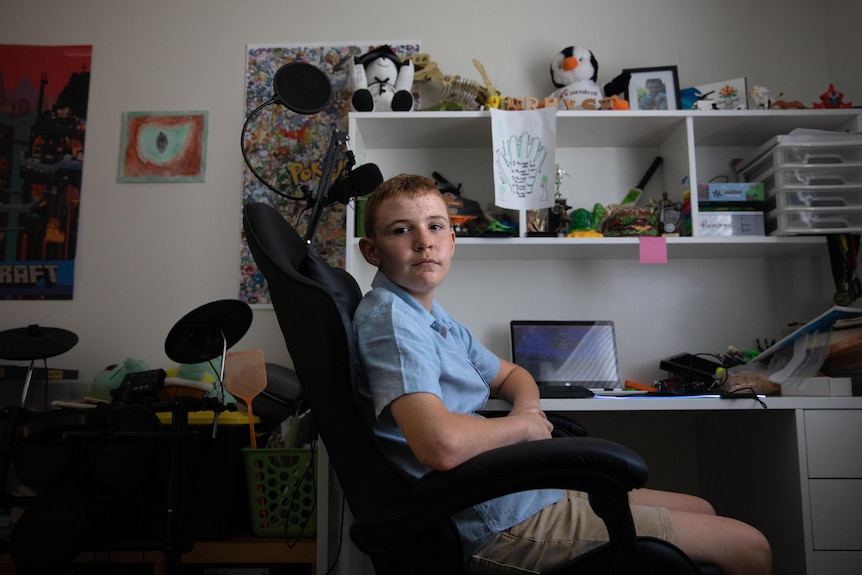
[242,202,706,575]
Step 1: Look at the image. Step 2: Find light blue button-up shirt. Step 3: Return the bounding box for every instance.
[354,271,562,557]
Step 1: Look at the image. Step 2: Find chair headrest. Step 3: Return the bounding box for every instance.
[243,202,362,317]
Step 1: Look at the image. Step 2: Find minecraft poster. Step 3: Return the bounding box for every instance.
[0,44,91,300]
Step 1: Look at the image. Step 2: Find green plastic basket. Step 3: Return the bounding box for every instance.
[242,447,317,537]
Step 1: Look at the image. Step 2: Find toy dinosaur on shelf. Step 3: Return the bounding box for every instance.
[408,53,501,110]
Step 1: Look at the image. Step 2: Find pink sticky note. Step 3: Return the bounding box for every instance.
[639,236,667,264]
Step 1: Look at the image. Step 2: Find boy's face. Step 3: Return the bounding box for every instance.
[359,190,455,309]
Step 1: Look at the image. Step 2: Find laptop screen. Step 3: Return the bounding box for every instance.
[510,320,622,390]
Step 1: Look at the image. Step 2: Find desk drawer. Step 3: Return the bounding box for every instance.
[810,479,862,550]
[814,550,862,573]
[805,410,862,477]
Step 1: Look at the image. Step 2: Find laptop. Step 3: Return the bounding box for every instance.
[510,320,622,398]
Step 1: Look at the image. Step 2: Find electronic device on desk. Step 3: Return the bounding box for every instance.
[510,320,621,399]
[658,353,725,394]
[538,385,595,398]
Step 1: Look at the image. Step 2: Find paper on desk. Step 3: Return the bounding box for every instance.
[491,107,556,211]
[732,305,862,388]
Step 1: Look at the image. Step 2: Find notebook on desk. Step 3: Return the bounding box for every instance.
[510,320,622,398]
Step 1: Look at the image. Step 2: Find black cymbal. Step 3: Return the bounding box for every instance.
[164,299,253,364]
[0,324,79,361]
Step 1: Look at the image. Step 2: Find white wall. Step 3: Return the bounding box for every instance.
[0,0,856,381]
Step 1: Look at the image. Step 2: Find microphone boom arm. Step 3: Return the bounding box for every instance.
[304,128,354,244]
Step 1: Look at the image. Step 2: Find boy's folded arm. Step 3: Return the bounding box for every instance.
[390,391,551,472]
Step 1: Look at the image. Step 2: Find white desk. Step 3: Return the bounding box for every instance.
[323,396,862,575]
[494,396,862,575]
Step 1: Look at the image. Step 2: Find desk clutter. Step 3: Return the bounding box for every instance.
[656,306,862,398]
[0,299,315,573]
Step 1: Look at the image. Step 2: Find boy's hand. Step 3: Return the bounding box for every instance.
[507,404,554,440]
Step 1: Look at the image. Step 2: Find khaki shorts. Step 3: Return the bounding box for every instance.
[466,490,674,574]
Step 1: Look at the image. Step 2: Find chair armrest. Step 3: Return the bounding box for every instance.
[414,436,648,503]
[352,437,648,553]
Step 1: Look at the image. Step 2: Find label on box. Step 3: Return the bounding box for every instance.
[698,212,765,236]
[697,183,765,203]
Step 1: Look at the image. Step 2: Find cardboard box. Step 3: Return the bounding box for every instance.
[780,377,853,396]
[697,182,765,203]
[697,211,765,236]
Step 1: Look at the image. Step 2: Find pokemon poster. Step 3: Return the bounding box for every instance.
[0,44,92,300]
[239,42,419,305]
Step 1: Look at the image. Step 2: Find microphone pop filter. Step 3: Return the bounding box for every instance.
[350,163,384,197]
[273,62,332,114]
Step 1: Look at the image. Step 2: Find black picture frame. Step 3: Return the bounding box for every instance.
[623,66,681,111]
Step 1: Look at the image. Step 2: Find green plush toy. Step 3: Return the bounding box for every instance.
[90,357,151,400]
[166,358,237,402]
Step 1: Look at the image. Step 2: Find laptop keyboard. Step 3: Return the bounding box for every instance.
[539,386,595,398]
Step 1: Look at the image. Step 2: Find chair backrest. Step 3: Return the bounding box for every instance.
[244,203,467,575]
[242,203,410,520]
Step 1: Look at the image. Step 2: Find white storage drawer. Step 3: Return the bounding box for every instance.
[805,410,862,477]
[809,479,862,550]
[766,206,862,235]
[740,140,862,182]
[763,185,862,212]
[758,164,862,194]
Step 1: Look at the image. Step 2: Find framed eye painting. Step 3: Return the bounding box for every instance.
[118,110,208,183]
[623,66,681,111]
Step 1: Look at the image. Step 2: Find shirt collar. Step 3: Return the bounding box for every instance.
[371,271,449,336]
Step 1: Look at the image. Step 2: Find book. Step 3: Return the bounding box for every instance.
[833,315,862,329]
[830,332,862,353]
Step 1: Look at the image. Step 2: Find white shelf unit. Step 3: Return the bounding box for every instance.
[347,108,861,249]
[345,109,861,385]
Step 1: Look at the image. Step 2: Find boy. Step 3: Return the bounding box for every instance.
[353,174,771,574]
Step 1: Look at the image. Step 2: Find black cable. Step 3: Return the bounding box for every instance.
[720,387,768,409]
[240,98,309,202]
[281,438,318,548]
[322,491,347,575]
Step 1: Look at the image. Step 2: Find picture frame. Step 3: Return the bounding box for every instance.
[118,110,208,183]
[623,66,681,111]
[694,77,748,110]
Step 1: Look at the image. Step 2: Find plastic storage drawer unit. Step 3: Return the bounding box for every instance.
[739,137,862,182]
[766,206,862,235]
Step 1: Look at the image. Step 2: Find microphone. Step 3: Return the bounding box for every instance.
[324,163,383,206]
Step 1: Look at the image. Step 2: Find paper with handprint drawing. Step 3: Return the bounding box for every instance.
[491,107,556,210]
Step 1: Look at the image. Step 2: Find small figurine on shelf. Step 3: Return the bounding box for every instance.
[748,86,773,110]
[652,192,685,236]
[548,46,629,110]
[813,83,853,108]
[566,203,606,238]
[349,45,415,112]
[528,164,572,237]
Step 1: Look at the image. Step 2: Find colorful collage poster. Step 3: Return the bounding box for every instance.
[0,44,92,300]
[239,42,419,305]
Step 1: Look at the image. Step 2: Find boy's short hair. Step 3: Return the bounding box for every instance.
[362,173,444,238]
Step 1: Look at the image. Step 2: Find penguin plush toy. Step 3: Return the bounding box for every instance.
[549,46,630,110]
[349,45,415,112]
